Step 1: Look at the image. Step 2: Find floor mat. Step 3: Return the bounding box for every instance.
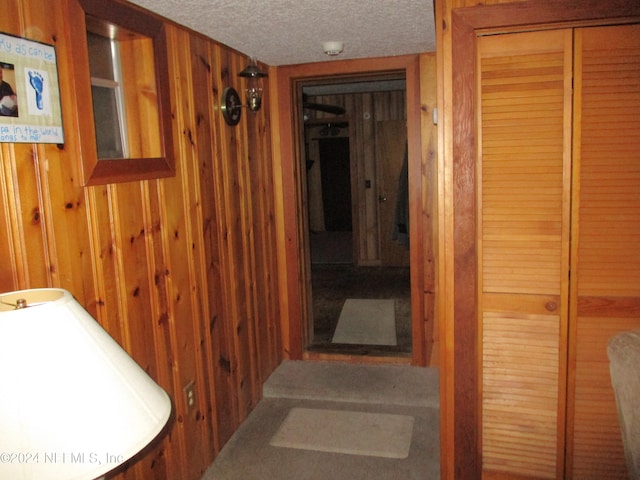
[269,407,414,458]
[331,298,396,345]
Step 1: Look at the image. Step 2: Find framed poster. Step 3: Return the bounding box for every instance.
[0,32,64,143]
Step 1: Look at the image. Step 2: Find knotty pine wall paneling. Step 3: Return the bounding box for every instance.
[188,32,233,454]
[244,62,281,385]
[211,44,257,425]
[164,25,215,479]
[0,1,282,479]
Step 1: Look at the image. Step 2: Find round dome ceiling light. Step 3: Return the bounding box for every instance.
[322,41,344,56]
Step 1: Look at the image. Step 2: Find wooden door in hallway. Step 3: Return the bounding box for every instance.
[376,120,410,267]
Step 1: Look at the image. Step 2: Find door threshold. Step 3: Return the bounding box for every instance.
[303,350,412,366]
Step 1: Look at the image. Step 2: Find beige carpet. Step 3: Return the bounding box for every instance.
[331,299,397,345]
[202,361,440,480]
[269,407,415,458]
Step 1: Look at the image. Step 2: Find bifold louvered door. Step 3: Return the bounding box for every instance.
[478,24,640,479]
[478,29,572,479]
[568,24,640,479]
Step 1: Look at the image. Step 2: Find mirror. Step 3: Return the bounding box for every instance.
[69,0,174,185]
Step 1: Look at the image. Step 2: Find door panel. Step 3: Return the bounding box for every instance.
[477,29,573,479]
[376,120,410,266]
[568,23,640,479]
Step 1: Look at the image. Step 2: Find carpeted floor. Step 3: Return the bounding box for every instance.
[201,361,440,480]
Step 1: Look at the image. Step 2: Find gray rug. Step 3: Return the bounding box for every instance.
[202,361,440,480]
[269,407,414,458]
[331,299,397,346]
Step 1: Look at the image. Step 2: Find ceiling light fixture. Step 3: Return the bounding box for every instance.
[322,41,344,56]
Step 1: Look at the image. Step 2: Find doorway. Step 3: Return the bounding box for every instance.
[300,77,412,359]
[272,54,431,365]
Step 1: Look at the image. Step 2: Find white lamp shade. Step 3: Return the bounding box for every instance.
[0,289,172,480]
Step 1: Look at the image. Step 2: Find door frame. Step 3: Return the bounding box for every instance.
[440,1,640,477]
[270,54,426,364]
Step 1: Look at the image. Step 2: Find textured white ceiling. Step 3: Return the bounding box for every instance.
[128,0,436,66]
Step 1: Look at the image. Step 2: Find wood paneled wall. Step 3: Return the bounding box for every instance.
[0,1,281,479]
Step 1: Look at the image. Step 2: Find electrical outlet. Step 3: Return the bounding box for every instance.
[183,381,195,410]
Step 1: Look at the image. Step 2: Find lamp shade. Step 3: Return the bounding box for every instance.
[0,289,172,480]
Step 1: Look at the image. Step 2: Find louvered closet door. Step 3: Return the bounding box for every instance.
[567,24,640,479]
[477,30,573,479]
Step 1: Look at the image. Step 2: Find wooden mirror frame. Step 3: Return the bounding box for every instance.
[68,0,174,185]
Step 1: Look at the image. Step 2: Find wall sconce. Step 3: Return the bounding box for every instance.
[221,57,268,126]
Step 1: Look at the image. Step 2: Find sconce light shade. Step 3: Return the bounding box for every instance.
[238,58,268,112]
[0,288,172,480]
[238,62,268,79]
[221,58,268,125]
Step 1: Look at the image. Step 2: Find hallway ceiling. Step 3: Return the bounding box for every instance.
[128,0,436,66]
